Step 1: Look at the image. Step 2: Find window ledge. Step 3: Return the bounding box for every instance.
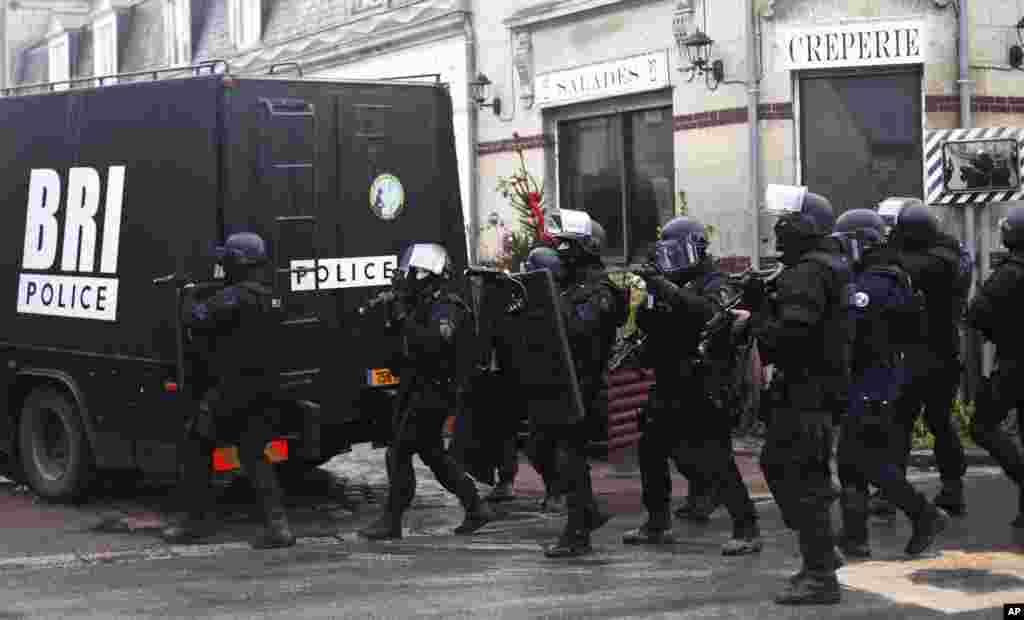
[503,0,656,30]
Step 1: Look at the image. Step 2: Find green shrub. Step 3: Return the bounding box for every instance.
[911,396,976,450]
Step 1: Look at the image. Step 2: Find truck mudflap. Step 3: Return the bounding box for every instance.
[211,399,322,472]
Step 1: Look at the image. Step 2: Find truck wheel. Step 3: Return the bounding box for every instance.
[18,387,93,502]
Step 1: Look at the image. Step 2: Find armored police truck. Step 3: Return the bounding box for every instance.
[0,63,467,501]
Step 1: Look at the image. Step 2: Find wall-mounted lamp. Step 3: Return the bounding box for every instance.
[1010,17,1024,69]
[470,73,502,116]
[673,1,724,91]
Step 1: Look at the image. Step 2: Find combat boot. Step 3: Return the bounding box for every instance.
[722,520,763,556]
[359,511,403,540]
[675,494,720,523]
[161,513,218,544]
[1013,485,1024,528]
[789,547,845,586]
[454,500,496,535]
[544,530,592,558]
[623,511,676,545]
[838,489,871,558]
[905,504,950,556]
[486,482,515,503]
[775,574,841,605]
[933,480,966,516]
[541,494,568,514]
[585,500,612,533]
[254,508,296,549]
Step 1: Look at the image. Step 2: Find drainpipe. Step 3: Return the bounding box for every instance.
[1,0,8,94]
[957,0,985,390]
[463,11,480,265]
[745,0,760,269]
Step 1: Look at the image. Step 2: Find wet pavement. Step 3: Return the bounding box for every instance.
[0,445,1023,619]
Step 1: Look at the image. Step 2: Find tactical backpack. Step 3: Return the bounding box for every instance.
[927,237,973,323]
[798,250,856,407]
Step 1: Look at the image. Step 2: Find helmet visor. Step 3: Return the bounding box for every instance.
[654,238,699,273]
[764,184,808,217]
[398,243,449,279]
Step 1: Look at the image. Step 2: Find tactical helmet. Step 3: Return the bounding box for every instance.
[397,242,451,281]
[551,209,601,257]
[526,246,566,281]
[655,216,708,274]
[893,202,939,246]
[835,208,886,263]
[215,232,268,267]
[772,191,835,259]
[1000,206,1024,250]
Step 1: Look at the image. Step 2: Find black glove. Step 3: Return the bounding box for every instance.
[644,274,676,299]
[742,277,765,311]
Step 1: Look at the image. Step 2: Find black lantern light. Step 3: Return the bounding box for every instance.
[470,72,502,116]
[1010,17,1024,69]
[673,1,724,91]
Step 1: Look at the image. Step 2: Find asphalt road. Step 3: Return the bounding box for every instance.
[0,453,1022,619]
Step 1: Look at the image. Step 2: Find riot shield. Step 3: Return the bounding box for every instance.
[487,268,586,427]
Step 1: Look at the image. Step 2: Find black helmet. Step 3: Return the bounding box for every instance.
[215,232,268,266]
[1000,206,1024,250]
[893,202,939,247]
[771,191,835,260]
[835,208,886,261]
[526,246,566,281]
[654,216,708,275]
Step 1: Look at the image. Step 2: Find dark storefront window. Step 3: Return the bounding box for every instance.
[799,69,923,216]
[558,106,673,262]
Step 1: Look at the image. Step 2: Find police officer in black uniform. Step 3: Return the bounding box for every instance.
[162,232,295,549]
[622,216,762,555]
[832,209,950,559]
[967,206,1024,527]
[883,201,968,516]
[532,210,626,558]
[359,242,496,540]
[749,192,850,605]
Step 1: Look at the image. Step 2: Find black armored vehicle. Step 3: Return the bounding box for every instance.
[0,62,467,501]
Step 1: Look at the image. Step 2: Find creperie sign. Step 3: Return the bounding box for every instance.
[781,20,925,71]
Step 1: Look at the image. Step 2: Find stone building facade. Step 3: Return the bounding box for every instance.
[6,0,1024,267]
[473,0,1024,268]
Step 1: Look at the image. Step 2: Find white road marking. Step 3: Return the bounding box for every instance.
[839,550,1024,614]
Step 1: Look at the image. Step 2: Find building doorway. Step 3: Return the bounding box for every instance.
[799,67,923,215]
[557,106,674,263]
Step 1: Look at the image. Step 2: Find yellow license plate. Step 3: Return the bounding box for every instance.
[212,440,289,472]
[369,368,400,386]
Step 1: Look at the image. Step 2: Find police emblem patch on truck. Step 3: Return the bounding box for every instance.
[369,173,405,221]
[17,167,125,322]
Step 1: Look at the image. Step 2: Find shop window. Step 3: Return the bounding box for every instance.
[93,14,118,85]
[48,34,70,91]
[799,69,922,215]
[165,0,191,67]
[558,106,673,263]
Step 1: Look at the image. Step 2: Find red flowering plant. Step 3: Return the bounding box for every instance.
[491,133,553,271]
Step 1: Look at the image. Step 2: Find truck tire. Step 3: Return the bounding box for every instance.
[18,387,94,502]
